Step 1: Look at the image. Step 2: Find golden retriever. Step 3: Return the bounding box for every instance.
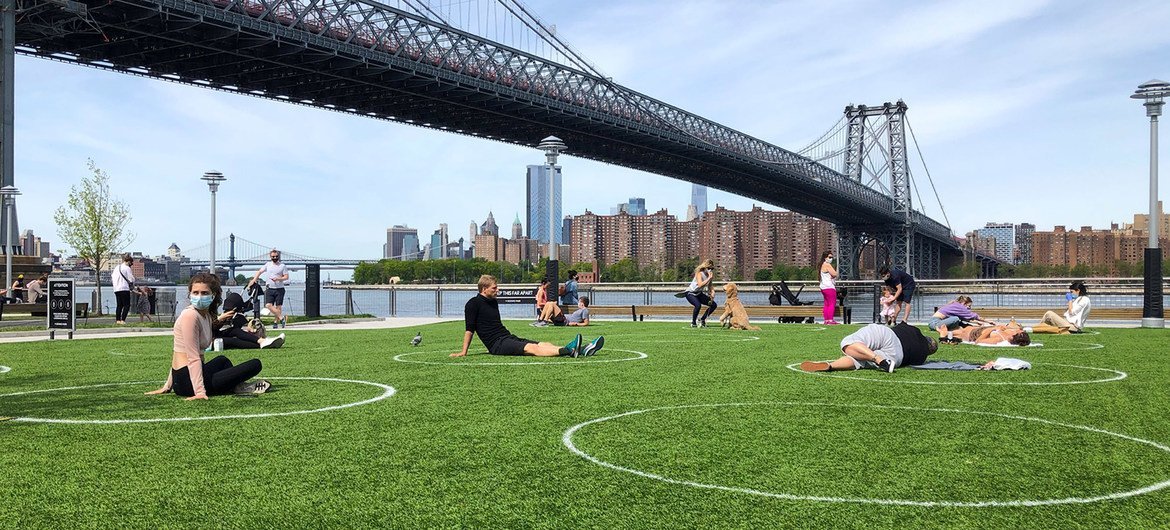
[719,282,760,330]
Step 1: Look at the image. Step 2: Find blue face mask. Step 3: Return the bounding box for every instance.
[190,294,213,310]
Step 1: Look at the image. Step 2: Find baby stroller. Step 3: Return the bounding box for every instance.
[771,281,815,324]
[243,282,267,338]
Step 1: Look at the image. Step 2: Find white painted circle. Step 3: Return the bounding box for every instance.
[393,348,648,366]
[564,402,1170,507]
[0,365,10,374]
[0,376,395,424]
[612,335,760,344]
[1035,341,1105,352]
[784,361,1125,386]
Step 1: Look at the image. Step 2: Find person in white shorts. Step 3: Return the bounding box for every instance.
[801,323,937,373]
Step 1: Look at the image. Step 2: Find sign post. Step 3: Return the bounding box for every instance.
[47,277,75,340]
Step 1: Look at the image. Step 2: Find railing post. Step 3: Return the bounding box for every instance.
[435,286,442,317]
[345,288,353,316]
[391,286,397,317]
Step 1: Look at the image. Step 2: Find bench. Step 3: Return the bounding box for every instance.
[0,302,90,321]
[627,305,848,324]
[939,306,1169,322]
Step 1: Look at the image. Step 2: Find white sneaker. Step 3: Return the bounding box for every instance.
[259,333,286,349]
[234,379,271,394]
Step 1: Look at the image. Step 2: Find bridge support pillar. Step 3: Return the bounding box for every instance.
[0,0,17,254]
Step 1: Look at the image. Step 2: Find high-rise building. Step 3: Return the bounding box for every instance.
[975,223,1016,263]
[526,164,562,245]
[690,184,707,218]
[167,243,182,260]
[480,211,499,236]
[512,214,523,240]
[627,198,647,216]
[562,216,572,247]
[401,233,420,261]
[474,233,502,261]
[385,225,419,260]
[1016,223,1035,264]
[685,204,699,222]
[428,229,444,260]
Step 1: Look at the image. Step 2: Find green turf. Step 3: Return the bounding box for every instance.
[1,321,1168,528]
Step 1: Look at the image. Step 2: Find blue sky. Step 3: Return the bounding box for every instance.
[14,0,1170,262]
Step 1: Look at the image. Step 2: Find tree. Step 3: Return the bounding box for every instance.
[235,273,248,285]
[54,159,134,315]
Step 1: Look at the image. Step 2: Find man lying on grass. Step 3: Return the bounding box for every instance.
[452,275,604,358]
[800,322,937,373]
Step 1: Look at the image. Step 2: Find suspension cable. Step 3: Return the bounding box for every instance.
[906,117,951,231]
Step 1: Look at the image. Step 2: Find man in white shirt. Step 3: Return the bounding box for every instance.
[112,254,136,324]
[248,249,290,329]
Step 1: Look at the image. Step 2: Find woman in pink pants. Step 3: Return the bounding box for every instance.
[819,250,840,325]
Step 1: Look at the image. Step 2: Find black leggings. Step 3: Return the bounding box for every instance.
[685,292,717,324]
[172,355,263,396]
[216,327,262,350]
[114,290,132,321]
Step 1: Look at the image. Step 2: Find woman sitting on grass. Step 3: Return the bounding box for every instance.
[1034,280,1091,334]
[145,272,270,400]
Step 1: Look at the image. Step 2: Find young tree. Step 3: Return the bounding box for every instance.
[54,159,134,315]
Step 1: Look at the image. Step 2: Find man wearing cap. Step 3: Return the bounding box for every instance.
[800,322,938,373]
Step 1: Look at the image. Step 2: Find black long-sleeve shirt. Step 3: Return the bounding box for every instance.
[465,294,510,349]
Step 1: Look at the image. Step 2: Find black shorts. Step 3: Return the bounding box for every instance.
[264,287,286,306]
[896,287,914,303]
[489,335,537,356]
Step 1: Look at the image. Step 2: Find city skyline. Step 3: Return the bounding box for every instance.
[9,0,1170,263]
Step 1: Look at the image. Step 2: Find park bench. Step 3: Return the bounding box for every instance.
[558,305,638,320]
[0,302,90,321]
[936,306,1169,323]
[626,304,849,324]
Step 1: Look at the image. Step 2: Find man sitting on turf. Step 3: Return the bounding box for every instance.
[800,322,937,373]
[453,275,604,358]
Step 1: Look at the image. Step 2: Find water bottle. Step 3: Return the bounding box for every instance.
[213,338,224,352]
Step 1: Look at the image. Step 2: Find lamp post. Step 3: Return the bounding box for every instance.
[537,136,566,286]
[1131,79,1169,328]
[200,172,226,276]
[0,185,19,292]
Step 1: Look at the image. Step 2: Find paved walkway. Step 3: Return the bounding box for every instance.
[0,317,455,344]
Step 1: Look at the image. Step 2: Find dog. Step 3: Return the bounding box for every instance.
[718,283,760,330]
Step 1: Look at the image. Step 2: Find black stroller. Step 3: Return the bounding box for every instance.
[243,282,267,338]
[769,281,815,324]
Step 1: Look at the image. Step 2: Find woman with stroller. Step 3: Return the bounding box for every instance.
[144,272,271,399]
[685,259,718,327]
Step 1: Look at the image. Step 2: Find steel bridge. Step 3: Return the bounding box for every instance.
[7,0,958,278]
[183,234,371,276]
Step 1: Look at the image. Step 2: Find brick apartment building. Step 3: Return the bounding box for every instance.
[570,205,836,277]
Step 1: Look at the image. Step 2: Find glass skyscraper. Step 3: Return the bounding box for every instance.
[526,164,563,245]
[690,184,707,217]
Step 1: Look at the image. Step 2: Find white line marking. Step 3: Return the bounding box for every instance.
[1,377,395,424]
[0,365,10,374]
[784,362,1126,386]
[1035,341,1105,352]
[563,402,1170,507]
[393,348,648,366]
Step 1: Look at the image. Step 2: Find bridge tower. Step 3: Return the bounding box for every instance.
[228,233,237,280]
[835,101,938,279]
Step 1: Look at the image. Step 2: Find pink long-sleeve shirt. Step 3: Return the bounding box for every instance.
[158,307,213,396]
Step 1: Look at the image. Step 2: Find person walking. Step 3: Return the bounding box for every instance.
[685,259,718,327]
[112,254,135,324]
[248,249,290,329]
[819,250,840,325]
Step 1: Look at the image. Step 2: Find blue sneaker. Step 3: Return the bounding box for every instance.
[565,333,582,357]
[581,336,605,357]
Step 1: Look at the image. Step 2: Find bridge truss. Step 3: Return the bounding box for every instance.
[9,0,956,277]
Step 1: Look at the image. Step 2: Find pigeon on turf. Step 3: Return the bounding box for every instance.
[411,332,423,347]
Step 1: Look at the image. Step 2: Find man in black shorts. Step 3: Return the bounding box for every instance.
[452,275,604,358]
[879,265,917,324]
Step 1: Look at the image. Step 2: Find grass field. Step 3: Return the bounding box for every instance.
[1,320,1169,528]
